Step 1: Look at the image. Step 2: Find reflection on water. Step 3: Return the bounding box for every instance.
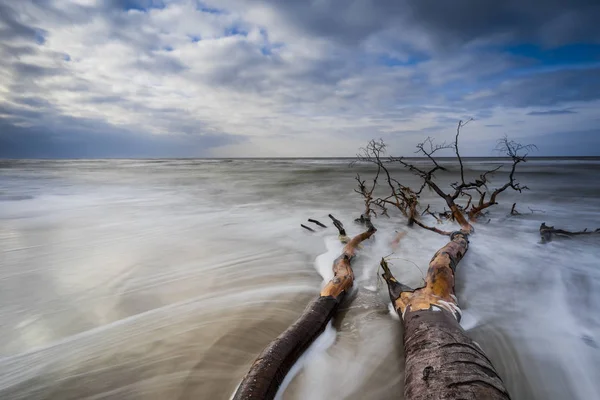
[1,159,599,399]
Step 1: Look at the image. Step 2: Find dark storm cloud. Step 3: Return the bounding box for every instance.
[12,62,63,79]
[11,96,53,109]
[0,117,243,159]
[398,0,600,47]
[525,129,600,156]
[234,0,600,48]
[109,0,166,12]
[466,67,600,109]
[0,2,39,41]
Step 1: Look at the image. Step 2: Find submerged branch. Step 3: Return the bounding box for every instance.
[539,222,600,243]
[234,215,375,399]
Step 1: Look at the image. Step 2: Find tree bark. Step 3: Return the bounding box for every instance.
[233,218,376,400]
[539,222,600,243]
[403,310,509,400]
[382,232,510,400]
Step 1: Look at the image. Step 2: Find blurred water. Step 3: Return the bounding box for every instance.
[0,158,599,399]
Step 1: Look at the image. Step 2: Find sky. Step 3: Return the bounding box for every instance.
[0,0,599,158]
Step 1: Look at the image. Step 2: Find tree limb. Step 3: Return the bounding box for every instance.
[539,222,600,243]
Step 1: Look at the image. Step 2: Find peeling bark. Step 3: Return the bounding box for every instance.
[403,310,509,400]
[233,217,375,400]
[381,232,510,400]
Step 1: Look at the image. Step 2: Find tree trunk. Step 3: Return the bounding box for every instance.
[382,232,510,400]
[233,218,375,400]
[403,310,509,400]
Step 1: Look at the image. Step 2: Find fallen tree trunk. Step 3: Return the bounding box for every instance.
[539,222,600,243]
[233,215,376,400]
[381,231,510,400]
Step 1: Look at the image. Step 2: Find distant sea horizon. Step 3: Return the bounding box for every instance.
[2,156,600,161]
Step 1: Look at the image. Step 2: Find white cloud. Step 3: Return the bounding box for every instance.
[0,0,599,157]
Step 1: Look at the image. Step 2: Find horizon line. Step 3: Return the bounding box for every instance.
[2,155,600,161]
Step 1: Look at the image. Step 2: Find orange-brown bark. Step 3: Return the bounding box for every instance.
[320,228,375,297]
[381,230,510,399]
[390,231,468,319]
[450,204,472,233]
[234,219,375,400]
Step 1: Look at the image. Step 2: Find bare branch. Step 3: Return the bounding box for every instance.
[528,207,546,214]
[415,137,452,172]
[466,136,536,220]
[421,204,443,224]
[510,203,520,216]
[308,218,327,228]
[329,214,347,237]
[540,222,600,243]
[301,224,315,232]
[413,219,452,236]
[353,123,532,234]
[454,118,473,186]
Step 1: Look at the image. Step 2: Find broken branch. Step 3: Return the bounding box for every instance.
[308,218,327,228]
[380,231,510,399]
[234,216,376,399]
[300,224,315,232]
[539,222,600,243]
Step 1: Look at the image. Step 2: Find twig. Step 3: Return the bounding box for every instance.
[328,214,347,236]
[308,219,327,228]
[510,203,520,216]
[301,224,315,232]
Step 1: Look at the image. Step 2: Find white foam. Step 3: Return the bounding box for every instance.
[459,310,479,331]
[275,322,337,399]
[314,235,343,282]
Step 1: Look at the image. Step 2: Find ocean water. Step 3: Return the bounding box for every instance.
[0,158,599,400]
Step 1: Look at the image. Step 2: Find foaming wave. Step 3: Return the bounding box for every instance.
[275,322,337,400]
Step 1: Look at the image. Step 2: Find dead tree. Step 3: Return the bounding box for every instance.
[356,122,534,228]
[354,140,419,224]
[380,227,510,399]
[539,222,600,243]
[462,136,536,220]
[359,121,524,399]
[233,214,376,400]
[235,121,528,399]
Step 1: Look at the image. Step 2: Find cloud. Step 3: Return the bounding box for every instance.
[521,129,600,156]
[0,115,242,159]
[204,0,600,49]
[0,0,599,157]
[527,109,577,116]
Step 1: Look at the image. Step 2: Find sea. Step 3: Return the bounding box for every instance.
[1,158,599,400]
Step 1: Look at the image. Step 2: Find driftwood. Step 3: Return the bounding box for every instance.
[355,122,535,229]
[300,224,315,232]
[233,215,375,400]
[308,218,327,228]
[236,121,534,399]
[301,218,328,232]
[380,229,510,399]
[357,122,516,399]
[380,193,509,398]
[539,222,600,243]
[510,203,520,215]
